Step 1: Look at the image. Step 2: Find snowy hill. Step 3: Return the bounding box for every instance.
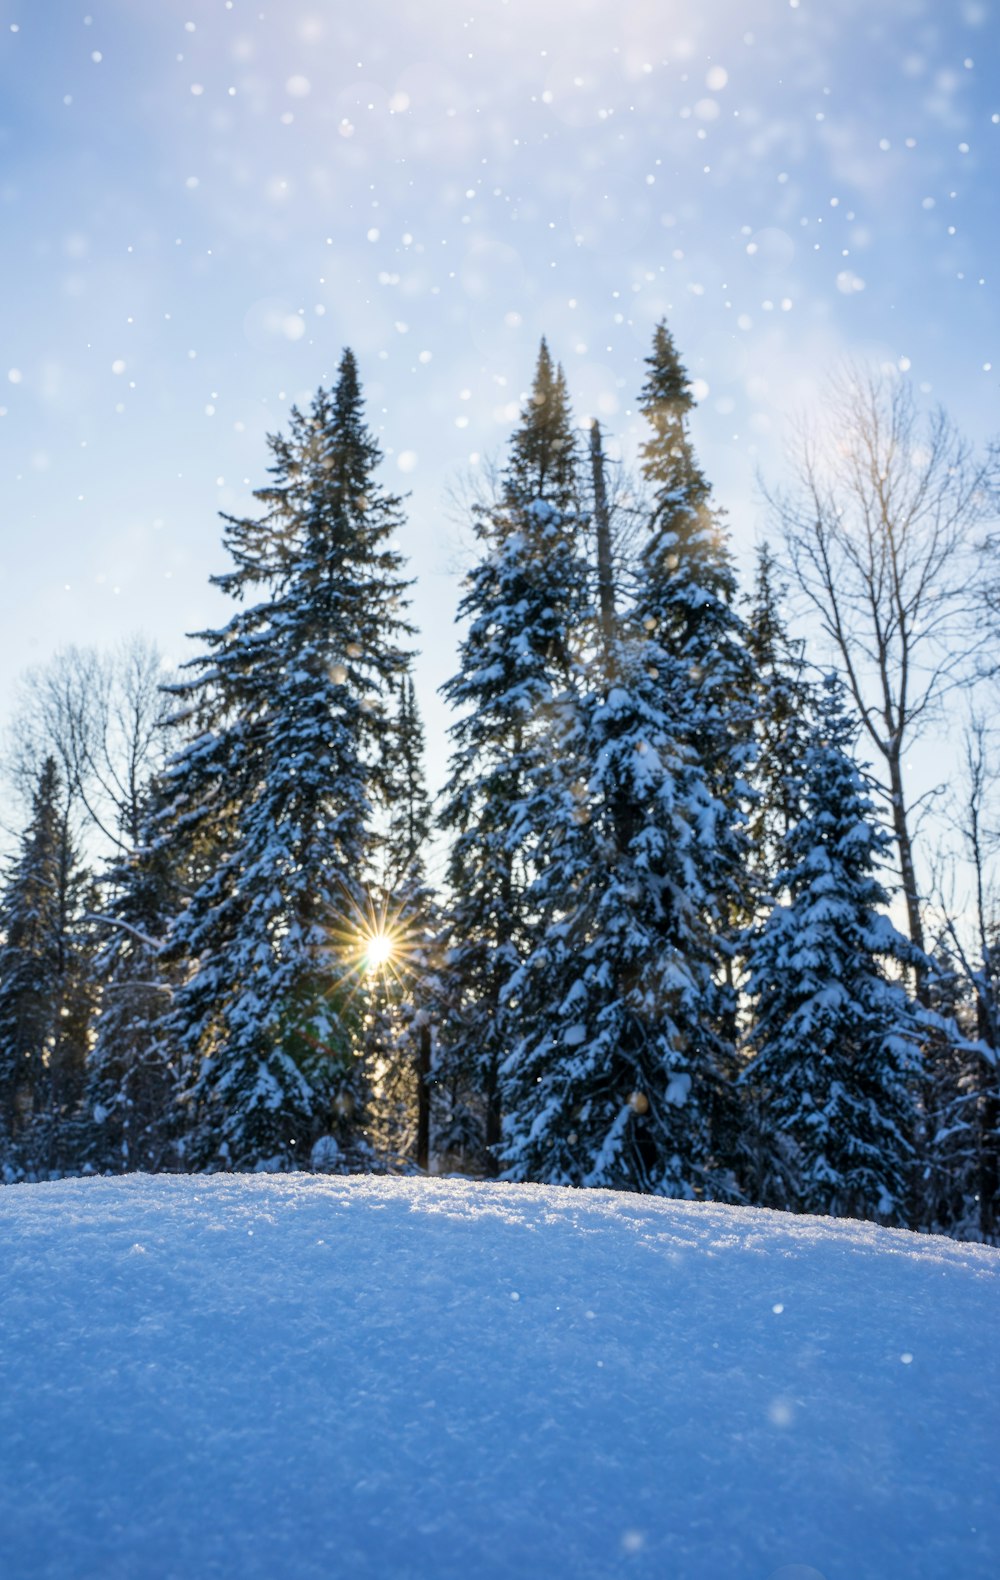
[1,1176,997,1580]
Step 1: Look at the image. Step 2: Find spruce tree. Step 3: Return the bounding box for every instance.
[382,676,433,895]
[912,947,976,1234]
[916,932,1000,1241]
[635,322,754,1164]
[743,676,922,1222]
[500,334,743,1197]
[160,350,412,1172]
[0,758,63,1172]
[38,857,99,1174]
[84,776,179,1173]
[499,637,728,1194]
[636,322,750,759]
[0,758,95,1178]
[744,543,813,885]
[436,341,590,1172]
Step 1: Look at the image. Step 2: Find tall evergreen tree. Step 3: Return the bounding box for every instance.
[0,758,64,1171]
[499,639,729,1194]
[382,675,433,894]
[915,920,1000,1242]
[635,323,749,749]
[913,945,978,1235]
[0,758,95,1178]
[744,543,813,886]
[500,331,744,1196]
[743,676,922,1222]
[635,323,754,1159]
[84,775,180,1173]
[160,350,412,1172]
[435,341,590,1172]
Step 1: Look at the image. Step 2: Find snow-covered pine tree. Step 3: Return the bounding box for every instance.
[917,732,1000,1241]
[0,757,95,1178]
[744,543,813,885]
[39,858,99,1175]
[731,544,822,1199]
[743,676,922,1223]
[84,775,180,1174]
[915,919,1000,1241]
[382,677,432,889]
[636,323,753,842]
[634,322,754,1163]
[435,341,590,1172]
[160,350,412,1172]
[0,758,64,1173]
[911,945,978,1235]
[500,640,732,1194]
[500,372,741,1197]
[636,323,751,773]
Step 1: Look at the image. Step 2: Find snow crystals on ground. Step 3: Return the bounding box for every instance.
[1,1174,997,1579]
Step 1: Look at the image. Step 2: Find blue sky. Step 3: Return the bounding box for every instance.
[0,0,996,800]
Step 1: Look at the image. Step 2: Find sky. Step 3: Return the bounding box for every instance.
[0,0,997,816]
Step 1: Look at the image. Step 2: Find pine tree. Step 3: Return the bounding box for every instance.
[916,925,1000,1242]
[912,946,976,1234]
[436,341,590,1172]
[84,776,179,1173]
[382,676,433,894]
[160,350,412,1172]
[499,337,743,1197]
[634,322,754,1166]
[744,543,813,884]
[0,759,63,1172]
[0,758,95,1178]
[37,858,99,1174]
[636,323,749,746]
[743,676,922,1222]
[499,639,729,1194]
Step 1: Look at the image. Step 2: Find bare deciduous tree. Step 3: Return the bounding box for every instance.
[767,367,995,966]
[5,636,170,856]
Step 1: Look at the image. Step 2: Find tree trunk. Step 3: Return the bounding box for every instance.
[887,749,926,995]
[484,1057,502,1177]
[416,1019,431,1172]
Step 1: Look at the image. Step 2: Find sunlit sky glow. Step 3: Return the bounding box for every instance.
[0,0,996,805]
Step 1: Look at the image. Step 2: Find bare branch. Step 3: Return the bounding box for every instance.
[765,366,992,962]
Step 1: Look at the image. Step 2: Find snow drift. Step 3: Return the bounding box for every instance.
[1,1174,997,1580]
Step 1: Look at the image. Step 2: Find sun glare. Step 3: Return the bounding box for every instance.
[364,930,395,973]
[326,891,418,998]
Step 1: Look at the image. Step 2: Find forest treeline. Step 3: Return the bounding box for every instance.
[1,325,998,1240]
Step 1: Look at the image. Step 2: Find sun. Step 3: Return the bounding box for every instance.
[324,888,420,1000]
[363,929,396,973]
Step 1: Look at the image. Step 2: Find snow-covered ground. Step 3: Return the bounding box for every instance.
[1,1176,997,1580]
